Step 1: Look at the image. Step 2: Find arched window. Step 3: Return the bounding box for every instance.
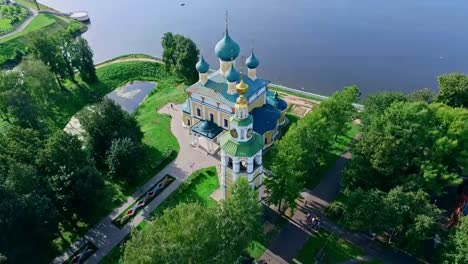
[209,113,214,122]
[187,119,191,126]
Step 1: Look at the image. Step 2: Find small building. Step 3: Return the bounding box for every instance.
[181,19,287,200]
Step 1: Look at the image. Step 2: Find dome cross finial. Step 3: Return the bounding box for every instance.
[225,10,229,34]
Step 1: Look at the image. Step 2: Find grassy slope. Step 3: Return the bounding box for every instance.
[0,14,57,63]
[99,167,219,264]
[297,230,363,264]
[50,61,187,259]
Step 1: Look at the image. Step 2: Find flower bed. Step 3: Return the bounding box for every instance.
[112,174,175,228]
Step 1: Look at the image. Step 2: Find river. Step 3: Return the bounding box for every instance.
[40,0,468,97]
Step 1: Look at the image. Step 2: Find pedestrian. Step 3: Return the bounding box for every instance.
[171,103,173,109]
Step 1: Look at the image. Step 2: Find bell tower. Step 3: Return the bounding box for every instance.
[219,61,265,200]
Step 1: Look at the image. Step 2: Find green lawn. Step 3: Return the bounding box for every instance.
[150,166,219,218]
[99,167,219,264]
[0,13,70,66]
[297,230,363,264]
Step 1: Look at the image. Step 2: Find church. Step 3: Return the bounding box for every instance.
[181,22,288,200]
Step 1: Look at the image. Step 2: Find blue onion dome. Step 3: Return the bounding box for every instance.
[225,64,240,82]
[215,29,240,61]
[196,56,210,73]
[246,51,259,69]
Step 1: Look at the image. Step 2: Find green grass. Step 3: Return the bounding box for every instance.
[150,166,219,218]
[0,13,68,66]
[297,230,363,264]
[99,167,219,264]
[0,18,14,33]
[96,54,160,66]
[270,85,327,102]
[0,13,56,43]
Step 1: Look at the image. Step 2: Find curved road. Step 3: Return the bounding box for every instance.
[0,2,38,40]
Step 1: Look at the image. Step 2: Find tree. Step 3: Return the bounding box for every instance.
[360,92,407,129]
[122,179,262,264]
[71,37,97,83]
[265,125,306,213]
[27,31,68,88]
[121,203,221,264]
[319,85,360,140]
[0,186,59,263]
[18,57,60,107]
[105,137,144,183]
[161,32,199,83]
[161,32,176,70]
[442,216,468,264]
[408,88,435,103]
[217,178,262,262]
[0,74,43,130]
[80,98,143,169]
[344,187,441,252]
[37,131,104,224]
[436,73,468,108]
[343,100,463,196]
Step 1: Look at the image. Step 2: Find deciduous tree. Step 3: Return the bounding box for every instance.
[436,73,468,108]
[37,131,104,223]
[80,98,143,169]
[105,137,143,183]
[161,32,199,83]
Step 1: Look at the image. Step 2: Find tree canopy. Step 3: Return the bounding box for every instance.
[343,99,466,196]
[161,32,199,84]
[442,216,468,264]
[80,98,143,170]
[121,179,262,264]
[436,73,468,108]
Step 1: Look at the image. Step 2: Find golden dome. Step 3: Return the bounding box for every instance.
[236,78,248,95]
[236,95,248,108]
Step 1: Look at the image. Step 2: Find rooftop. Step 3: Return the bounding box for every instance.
[220,132,264,157]
[191,120,223,139]
[186,71,269,107]
[251,104,281,135]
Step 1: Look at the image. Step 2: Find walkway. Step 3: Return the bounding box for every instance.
[52,104,218,264]
[259,137,416,264]
[0,1,38,40]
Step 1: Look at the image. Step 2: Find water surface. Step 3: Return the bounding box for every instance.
[41,0,468,96]
[106,81,156,113]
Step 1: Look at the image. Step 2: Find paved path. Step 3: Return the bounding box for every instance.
[52,104,218,264]
[0,1,38,40]
[259,136,416,264]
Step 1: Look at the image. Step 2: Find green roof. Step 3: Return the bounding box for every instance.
[220,132,264,157]
[230,115,253,127]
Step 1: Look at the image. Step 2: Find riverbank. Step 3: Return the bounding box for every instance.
[0,0,84,68]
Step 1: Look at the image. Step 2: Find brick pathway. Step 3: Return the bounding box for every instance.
[52,104,218,264]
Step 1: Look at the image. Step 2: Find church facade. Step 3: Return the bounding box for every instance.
[181,23,287,200]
